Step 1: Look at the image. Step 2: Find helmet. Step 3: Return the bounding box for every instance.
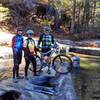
[16,27,23,35]
[43,26,51,32]
[17,27,23,32]
[26,29,34,35]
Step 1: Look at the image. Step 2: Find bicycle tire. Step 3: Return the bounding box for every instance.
[52,54,73,74]
[29,55,42,72]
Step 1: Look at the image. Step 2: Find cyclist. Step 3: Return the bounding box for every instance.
[37,25,55,73]
[12,28,23,82]
[23,29,37,79]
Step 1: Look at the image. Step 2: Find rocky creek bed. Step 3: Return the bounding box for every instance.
[0,58,100,100]
[0,57,77,100]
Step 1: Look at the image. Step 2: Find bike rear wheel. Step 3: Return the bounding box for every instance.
[29,55,42,72]
[52,54,73,74]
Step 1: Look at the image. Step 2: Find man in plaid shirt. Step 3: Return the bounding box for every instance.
[38,26,54,53]
[37,26,55,73]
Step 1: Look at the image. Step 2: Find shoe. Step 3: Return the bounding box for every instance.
[47,69,51,74]
[17,76,23,79]
[24,76,29,80]
[13,78,18,83]
[34,74,39,76]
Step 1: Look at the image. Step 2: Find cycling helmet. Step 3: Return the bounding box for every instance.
[26,29,34,35]
[16,27,23,35]
[17,27,23,32]
[43,26,51,32]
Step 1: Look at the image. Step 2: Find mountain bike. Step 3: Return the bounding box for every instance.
[29,47,73,74]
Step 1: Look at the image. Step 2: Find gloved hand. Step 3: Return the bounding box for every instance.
[38,48,42,52]
[24,56,29,60]
[36,46,42,52]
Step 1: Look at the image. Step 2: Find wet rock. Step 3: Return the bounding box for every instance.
[30,76,52,86]
[19,91,49,100]
[0,78,50,100]
[52,73,77,100]
[0,72,77,100]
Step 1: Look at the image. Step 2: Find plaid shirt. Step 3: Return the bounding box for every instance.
[38,33,54,49]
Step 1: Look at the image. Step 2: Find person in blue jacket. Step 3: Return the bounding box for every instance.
[12,28,23,82]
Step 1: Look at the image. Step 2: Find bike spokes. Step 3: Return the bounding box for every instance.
[53,55,72,74]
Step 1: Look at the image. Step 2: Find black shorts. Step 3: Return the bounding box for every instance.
[42,48,51,57]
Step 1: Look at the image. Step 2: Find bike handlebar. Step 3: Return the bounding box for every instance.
[37,47,57,55]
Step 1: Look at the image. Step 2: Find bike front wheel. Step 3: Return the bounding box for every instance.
[52,54,73,74]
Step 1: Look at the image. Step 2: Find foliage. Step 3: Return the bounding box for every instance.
[0,5,9,21]
[0,0,100,38]
[54,0,71,11]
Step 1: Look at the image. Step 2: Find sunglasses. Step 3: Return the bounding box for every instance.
[45,30,49,32]
[27,33,33,35]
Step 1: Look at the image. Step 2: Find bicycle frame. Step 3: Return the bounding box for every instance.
[38,47,59,68]
[29,46,73,74]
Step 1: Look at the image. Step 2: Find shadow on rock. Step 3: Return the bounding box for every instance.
[0,90,21,100]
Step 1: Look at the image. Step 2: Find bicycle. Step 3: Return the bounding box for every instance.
[29,47,73,74]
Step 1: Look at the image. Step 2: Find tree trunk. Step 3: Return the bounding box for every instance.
[76,7,81,33]
[92,0,96,24]
[70,0,76,33]
[81,0,90,32]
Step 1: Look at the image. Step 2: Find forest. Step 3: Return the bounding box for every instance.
[0,0,100,39]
